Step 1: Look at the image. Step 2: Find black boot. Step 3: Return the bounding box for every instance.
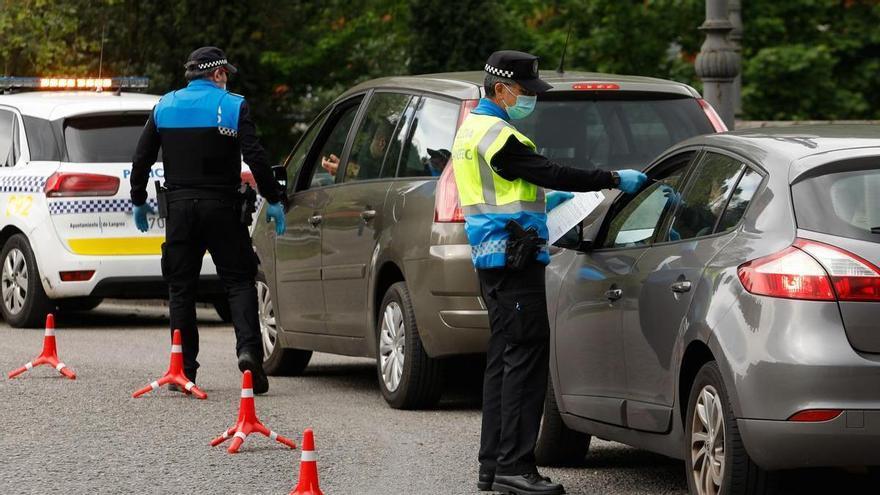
[237,351,269,395]
[492,472,565,495]
[478,469,495,491]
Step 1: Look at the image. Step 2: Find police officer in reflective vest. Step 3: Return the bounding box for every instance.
[129,47,286,395]
[453,50,646,494]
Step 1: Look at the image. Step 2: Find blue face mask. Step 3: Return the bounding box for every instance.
[502,84,537,120]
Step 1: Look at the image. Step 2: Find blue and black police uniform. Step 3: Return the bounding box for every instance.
[130,47,283,390]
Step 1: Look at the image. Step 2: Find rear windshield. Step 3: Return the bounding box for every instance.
[793,163,880,243]
[516,92,713,172]
[64,114,153,163]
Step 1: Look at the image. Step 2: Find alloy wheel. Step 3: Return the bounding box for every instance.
[378,301,405,393]
[256,280,277,360]
[691,384,726,495]
[2,248,27,315]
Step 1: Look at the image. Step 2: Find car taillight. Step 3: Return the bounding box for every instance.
[738,239,880,301]
[697,98,728,132]
[458,99,478,128]
[44,172,119,197]
[434,164,464,223]
[788,409,842,422]
[59,270,95,282]
[241,170,256,188]
[794,239,880,301]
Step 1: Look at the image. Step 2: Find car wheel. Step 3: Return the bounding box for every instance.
[685,361,778,495]
[257,272,311,376]
[212,297,232,323]
[0,234,53,328]
[376,281,444,409]
[536,376,591,466]
[56,297,103,312]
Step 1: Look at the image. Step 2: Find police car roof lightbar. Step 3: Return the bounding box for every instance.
[0,76,149,91]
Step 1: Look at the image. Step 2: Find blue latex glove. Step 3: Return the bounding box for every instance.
[265,202,286,235]
[546,191,575,212]
[617,169,648,194]
[661,185,683,208]
[132,203,154,233]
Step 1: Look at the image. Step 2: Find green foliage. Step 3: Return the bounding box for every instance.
[3,0,880,159]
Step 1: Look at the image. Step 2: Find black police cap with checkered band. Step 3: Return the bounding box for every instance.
[184,46,238,74]
[485,50,552,94]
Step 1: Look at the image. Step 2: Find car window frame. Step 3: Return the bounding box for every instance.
[592,148,702,252]
[653,147,768,247]
[290,92,368,195]
[282,109,331,199]
[336,89,418,184]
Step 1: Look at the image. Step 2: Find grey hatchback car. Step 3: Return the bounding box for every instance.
[538,125,880,495]
[251,70,722,409]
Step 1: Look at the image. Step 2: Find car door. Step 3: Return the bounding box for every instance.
[275,97,362,334]
[555,153,694,426]
[320,91,413,337]
[621,151,764,432]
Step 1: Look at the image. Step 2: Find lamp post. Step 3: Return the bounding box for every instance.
[729,0,743,116]
[696,0,741,129]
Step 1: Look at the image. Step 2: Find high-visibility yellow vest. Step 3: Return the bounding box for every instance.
[452,113,549,269]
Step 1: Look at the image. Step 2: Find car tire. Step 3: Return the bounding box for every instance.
[685,361,778,495]
[257,272,312,376]
[212,297,232,323]
[56,297,103,312]
[536,376,591,466]
[0,234,54,328]
[376,281,444,410]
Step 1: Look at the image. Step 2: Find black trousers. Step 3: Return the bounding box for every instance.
[478,262,550,476]
[161,198,262,378]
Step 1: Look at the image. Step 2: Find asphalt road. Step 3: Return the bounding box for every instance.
[0,302,875,495]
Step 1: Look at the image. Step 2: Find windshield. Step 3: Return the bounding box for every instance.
[515,93,714,172]
[64,114,156,163]
[793,163,880,243]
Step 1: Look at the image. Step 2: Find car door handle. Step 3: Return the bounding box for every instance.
[605,288,623,301]
[360,209,377,221]
[308,214,322,227]
[671,280,692,293]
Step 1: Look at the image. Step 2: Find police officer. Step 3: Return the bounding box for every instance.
[129,47,286,395]
[453,50,646,494]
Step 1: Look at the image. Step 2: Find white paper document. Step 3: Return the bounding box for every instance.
[546,191,605,244]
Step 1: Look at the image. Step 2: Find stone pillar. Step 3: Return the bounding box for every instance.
[729,0,743,116]
[695,0,741,129]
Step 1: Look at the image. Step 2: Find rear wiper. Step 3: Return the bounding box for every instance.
[871,227,880,234]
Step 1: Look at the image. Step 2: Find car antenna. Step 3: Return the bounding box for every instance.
[97,23,108,94]
[556,23,573,75]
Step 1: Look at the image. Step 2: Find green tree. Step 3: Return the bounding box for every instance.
[409,0,503,73]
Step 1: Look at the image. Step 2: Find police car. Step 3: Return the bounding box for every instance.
[0,77,248,327]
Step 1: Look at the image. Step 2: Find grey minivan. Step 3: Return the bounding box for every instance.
[538,125,880,495]
[251,71,723,409]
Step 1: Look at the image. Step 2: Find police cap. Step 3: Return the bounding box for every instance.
[484,50,552,94]
[185,46,238,74]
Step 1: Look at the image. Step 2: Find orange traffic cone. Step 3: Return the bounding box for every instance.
[210,370,297,454]
[7,314,76,380]
[290,428,323,495]
[132,329,207,399]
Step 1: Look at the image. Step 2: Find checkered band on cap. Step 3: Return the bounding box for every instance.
[197,59,228,70]
[485,64,514,78]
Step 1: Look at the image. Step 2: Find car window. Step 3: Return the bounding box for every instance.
[307,101,361,189]
[0,109,15,167]
[667,153,745,241]
[64,114,153,163]
[516,95,714,172]
[716,167,762,232]
[379,96,418,179]
[342,92,411,183]
[398,97,459,178]
[792,161,880,243]
[603,165,689,249]
[284,112,328,195]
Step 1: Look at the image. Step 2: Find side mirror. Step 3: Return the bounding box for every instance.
[552,224,584,250]
[272,164,287,188]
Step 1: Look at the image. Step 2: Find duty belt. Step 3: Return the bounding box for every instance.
[165,187,238,202]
